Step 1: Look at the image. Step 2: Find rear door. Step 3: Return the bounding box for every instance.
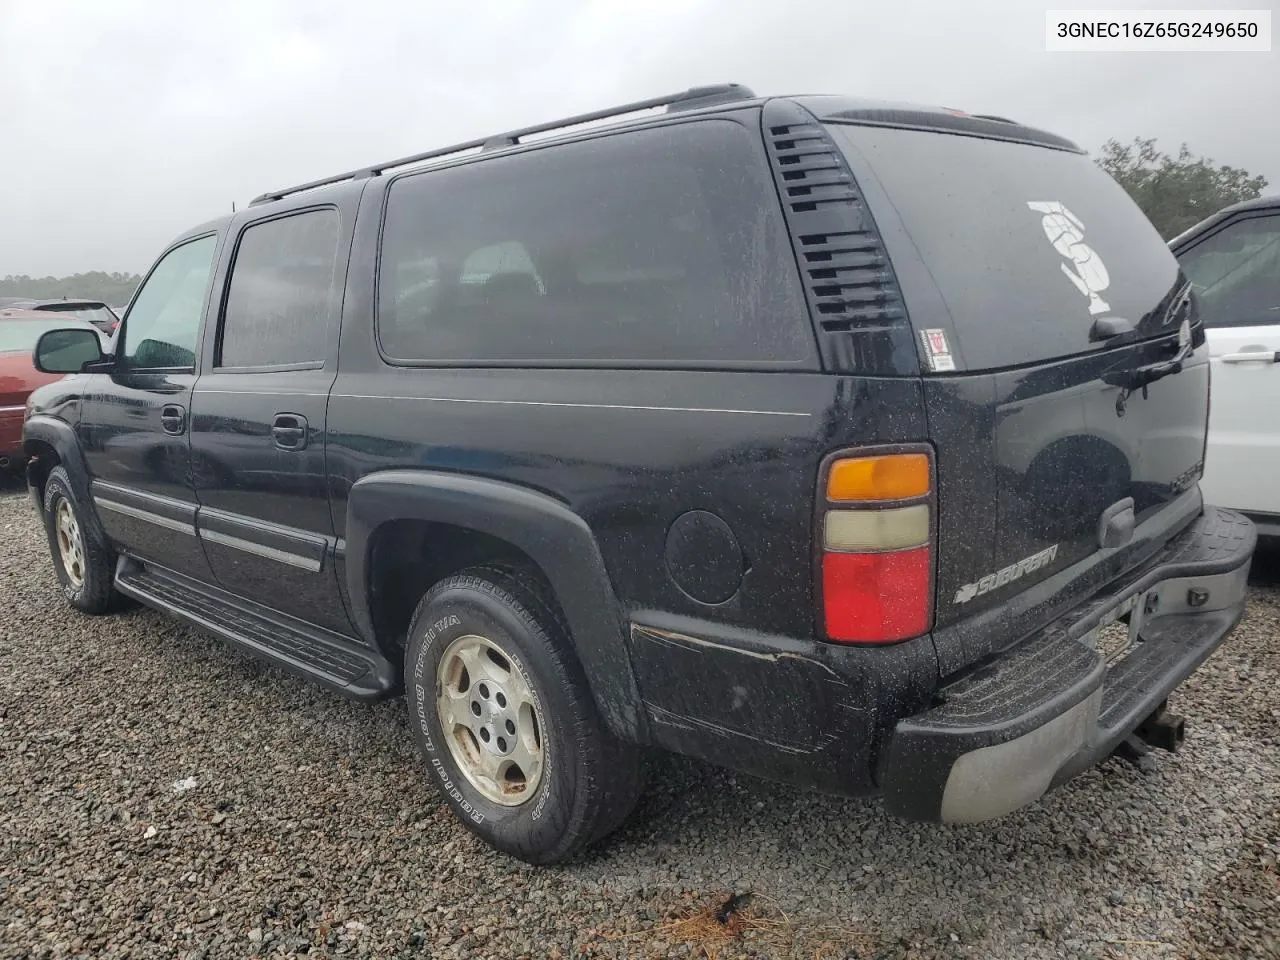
[1175,209,1280,519]
[189,196,357,634]
[825,122,1207,633]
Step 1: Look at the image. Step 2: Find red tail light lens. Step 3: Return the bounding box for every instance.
[818,450,935,645]
[822,547,931,642]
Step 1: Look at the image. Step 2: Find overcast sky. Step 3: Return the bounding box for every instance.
[1,0,1276,276]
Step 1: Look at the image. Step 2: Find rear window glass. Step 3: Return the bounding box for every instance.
[377,120,813,366]
[826,124,1182,372]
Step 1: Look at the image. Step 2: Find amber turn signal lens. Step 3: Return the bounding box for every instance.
[826,453,931,502]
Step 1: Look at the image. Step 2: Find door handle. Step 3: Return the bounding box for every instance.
[271,413,309,451]
[160,403,186,435]
[1221,348,1280,364]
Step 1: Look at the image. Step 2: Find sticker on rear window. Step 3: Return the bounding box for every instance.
[919,328,956,372]
[1027,201,1112,317]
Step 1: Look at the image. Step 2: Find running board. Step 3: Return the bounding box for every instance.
[115,559,398,700]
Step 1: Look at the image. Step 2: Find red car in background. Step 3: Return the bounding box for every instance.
[0,310,104,471]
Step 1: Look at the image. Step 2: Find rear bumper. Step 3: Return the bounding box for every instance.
[881,506,1255,822]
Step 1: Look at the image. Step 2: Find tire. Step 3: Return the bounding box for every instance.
[404,565,644,864]
[42,466,118,614]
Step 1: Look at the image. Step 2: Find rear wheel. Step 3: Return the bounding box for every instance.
[42,466,118,614]
[404,565,643,863]
[436,631,547,806]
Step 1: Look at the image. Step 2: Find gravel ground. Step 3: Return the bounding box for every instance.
[1,479,1277,960]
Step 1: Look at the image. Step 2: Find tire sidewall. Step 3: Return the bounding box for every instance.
[406,582,582,858]
[42,470,103,608]
[44,471,88,601]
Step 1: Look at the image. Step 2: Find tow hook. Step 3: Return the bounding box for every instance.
[1136,703,1186,753]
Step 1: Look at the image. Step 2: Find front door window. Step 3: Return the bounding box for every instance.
[121,236,218,369]
[1179,215,1280,328]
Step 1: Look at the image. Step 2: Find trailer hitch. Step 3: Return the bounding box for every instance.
[1111,701,1186,769]
[1136,703,1186,753]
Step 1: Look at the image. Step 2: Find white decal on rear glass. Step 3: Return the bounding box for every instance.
[1027,201,1112,316]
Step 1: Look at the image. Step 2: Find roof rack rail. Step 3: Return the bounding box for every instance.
[250,83,756,206]
[972,114,1017,124]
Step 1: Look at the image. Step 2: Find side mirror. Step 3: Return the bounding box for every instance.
[33,328,107,374]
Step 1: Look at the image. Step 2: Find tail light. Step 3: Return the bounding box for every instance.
[818,449,934,644]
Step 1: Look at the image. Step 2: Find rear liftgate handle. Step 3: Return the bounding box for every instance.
[271,413,309,451]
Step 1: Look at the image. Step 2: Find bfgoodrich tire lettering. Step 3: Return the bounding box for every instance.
[404,565,643,863]
[42,466,118,614]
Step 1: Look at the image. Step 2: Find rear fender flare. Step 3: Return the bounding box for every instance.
[345,470,645,741]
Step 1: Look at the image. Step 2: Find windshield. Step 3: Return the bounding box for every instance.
[826,123,1184,372]
[0,319,91,353]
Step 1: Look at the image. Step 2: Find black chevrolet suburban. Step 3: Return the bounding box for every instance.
[23,85,1255,863]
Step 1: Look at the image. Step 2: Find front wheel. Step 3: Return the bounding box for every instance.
[42,466,118,614]
[404,565,643,863]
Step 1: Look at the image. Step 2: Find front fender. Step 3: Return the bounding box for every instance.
[22,413,111,549]
[345,470,645,741]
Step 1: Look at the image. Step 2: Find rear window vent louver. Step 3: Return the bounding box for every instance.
[762,100,915,375]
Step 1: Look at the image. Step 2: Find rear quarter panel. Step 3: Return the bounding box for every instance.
[326,366,927,640]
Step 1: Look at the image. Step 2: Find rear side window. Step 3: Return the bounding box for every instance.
[377,120,812,366]
[826,124,1183,372]
[1178,215,1280,328]
[219,209,341,368]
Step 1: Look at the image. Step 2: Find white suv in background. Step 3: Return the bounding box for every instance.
[1173,195,1280,537]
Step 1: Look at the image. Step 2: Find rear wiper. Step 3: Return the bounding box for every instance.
[1103,342,1192,397]
[1104,325,1195,399]
[1100,284,1196,398]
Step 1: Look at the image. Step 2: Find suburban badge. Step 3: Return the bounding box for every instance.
[954,543,1060,604]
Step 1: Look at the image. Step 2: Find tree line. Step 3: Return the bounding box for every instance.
[0,139,1269,304]
[0,271,140,308]
[1096,138,1269,239]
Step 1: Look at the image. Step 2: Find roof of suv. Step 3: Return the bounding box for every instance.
[245,85,1081,210]
[1169,193,1280,249]
[792,96,1081,152]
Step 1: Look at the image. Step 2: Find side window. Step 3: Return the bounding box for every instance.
[390,254,442,323]
[459,241,544,289]
[218,209,341,368]
[122,236,217,369]
[376,120,812,365]
[1178,215,1280,328]
[455,241,545,310]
